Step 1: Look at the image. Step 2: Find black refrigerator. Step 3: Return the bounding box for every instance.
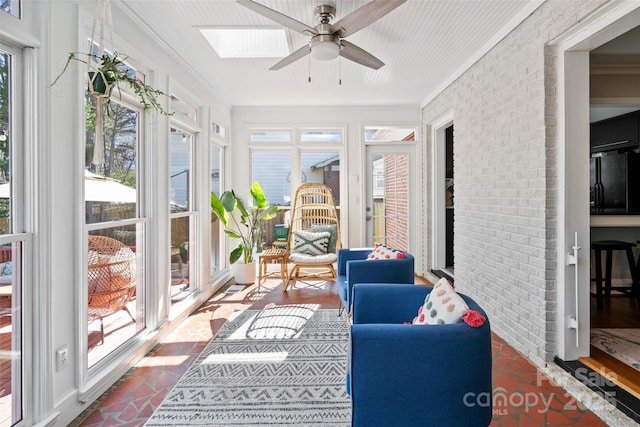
[590,151,640,214]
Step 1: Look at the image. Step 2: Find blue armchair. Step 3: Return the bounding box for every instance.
[335,248,414,314]
[349,283,492,427]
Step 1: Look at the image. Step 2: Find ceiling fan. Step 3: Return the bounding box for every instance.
[236,0,407,71]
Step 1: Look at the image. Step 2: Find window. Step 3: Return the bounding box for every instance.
[200,28,289,58]
[300,130,341,143]
[212,122,226,139]
[301,151,340,206]
[250,129,343,207]
[169,127,195,306]
[171,95,197,122]
[250,130,291,143]
[1,0,20,18]
[249,128,343,249]
[364,126,416,143]
[85,95,146,368]
[0,43,25,427]
[210,144,222,277]
[251,151,292,206]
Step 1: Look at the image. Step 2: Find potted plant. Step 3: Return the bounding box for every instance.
[211,181,278,284]
[51,51,172,116]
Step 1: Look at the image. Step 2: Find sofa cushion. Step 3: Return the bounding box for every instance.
[413,278,468,325]
[311,224,338,253]
[366,242,407,260]
[291,230,330,256]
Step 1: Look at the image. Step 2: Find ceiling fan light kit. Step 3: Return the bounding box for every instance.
[311,34,340,61]
[236,0,407,71]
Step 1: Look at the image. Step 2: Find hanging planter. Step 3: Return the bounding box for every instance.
[51,51,171,115]
[88,70,115,98]
[50,0,172,168]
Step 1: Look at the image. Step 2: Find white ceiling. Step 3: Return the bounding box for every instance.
[121,0,542,107]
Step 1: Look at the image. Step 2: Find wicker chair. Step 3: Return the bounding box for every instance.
[87,235,136,343]
[284,183,341,290]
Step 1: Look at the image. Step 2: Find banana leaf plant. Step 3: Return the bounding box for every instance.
[211,181,278,264]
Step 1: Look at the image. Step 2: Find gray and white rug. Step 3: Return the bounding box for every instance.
[591,328,640,372]
[146,304,350,426]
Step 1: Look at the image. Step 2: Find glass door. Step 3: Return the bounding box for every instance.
[365,147,414,251]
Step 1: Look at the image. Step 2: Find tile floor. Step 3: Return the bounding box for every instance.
[71,278,608,427]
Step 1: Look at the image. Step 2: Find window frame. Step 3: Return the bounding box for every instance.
[248,126,345,217]
[81,92,149,378]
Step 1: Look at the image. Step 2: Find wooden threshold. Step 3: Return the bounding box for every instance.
[580,346,640,401]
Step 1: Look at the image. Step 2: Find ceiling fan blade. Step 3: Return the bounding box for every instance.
[269,44,310,70]
[340,40,385,70]
[236,0,318,36]
[330,0,407,38]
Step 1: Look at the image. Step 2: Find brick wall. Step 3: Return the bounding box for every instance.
[421,0,607,366]
[384,154,409,251]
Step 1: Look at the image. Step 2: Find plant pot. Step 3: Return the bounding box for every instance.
[88,71,115,97]
[233,261,256,285]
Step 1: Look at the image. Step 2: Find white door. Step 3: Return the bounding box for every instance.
[365,146,415,253]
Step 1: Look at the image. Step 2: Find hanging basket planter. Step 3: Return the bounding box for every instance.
[88,70,116,98]
[49,0,172,168]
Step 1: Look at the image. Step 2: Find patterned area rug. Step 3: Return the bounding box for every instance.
[146,304,351,426]
[591,328,640,372]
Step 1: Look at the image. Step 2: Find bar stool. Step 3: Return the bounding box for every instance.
[591,240,639,310]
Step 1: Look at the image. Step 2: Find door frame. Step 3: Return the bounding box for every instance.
[552,0,640,361]
[431,111,454,272]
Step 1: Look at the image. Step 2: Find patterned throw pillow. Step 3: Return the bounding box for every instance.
[413,278,468,325]
[311,224,338,253]
[292,230,331,256]
[366,242,407,260]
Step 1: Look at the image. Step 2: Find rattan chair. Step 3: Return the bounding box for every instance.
[285,183,341,290]
[87,235,136,343]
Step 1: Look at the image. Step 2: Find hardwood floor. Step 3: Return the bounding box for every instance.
[590,293,640,329]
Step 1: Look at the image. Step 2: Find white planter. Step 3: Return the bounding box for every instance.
[233,261,256,285]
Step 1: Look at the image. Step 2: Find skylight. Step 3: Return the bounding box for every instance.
[199,28,290,59]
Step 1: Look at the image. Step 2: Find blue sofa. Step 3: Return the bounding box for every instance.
[349,283,493,427]
[335,248,414,314]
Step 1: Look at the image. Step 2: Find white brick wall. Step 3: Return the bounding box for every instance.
[421,0,608,367]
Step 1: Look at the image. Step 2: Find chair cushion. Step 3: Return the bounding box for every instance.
[366,242,407,260]
[288,252,337,264]
[413,278,468,325]
[292,230,330,256]
[311,224,338,253]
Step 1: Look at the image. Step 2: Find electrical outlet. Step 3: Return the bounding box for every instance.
[56,345,69,371]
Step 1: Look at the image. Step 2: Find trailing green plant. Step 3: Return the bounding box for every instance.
[211,182,278,264]
[51,51,171,116]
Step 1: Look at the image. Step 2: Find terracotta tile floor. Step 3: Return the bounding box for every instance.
[71,278,607,427]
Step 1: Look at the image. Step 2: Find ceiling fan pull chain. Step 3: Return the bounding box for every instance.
[308,52,311,83]
[339,56,342,86]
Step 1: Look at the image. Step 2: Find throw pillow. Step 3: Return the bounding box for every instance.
[2,261,12,276]
[292,230,330,256]
[366,242,407,260]
[413,277,468,325]
[311,224,338,253]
